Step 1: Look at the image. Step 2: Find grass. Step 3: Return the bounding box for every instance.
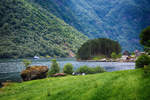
[91,55,106,60]
[0,69,150,100]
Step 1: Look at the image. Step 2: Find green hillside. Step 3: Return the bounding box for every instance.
[0,69,149,100]
[29,0,150,51]
[0,0,88,58]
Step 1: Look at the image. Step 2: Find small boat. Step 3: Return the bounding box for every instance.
[34,56,40,59]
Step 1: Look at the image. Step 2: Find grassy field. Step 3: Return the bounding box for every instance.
[0,69,150,100]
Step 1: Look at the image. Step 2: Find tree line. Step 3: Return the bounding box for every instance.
[77,38,121,60]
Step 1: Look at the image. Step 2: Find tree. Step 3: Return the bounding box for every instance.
[135,54,150,68]
[140,26,150,47]
[0,0,88,58]
[117,53,122,58]
[63,63,74,74]
[77,38,121,60]
[111,52,117,59]
[22,59,32,68]
[49,59,60,75]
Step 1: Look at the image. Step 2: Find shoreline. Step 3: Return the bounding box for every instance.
[77,60,135,63]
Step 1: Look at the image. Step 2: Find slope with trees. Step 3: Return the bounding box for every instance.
[0,0,88,58]
[28,0,150,51]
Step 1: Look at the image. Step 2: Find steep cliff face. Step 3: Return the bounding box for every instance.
[30,0,150,51]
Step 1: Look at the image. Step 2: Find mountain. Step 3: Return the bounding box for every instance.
[0,0,88,58]
[29,0,150,51]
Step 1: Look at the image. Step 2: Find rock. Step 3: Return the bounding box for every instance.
[1,81,12,87]
[52,73,66,77]
[99,58,107,62]
[72,72,80,76]
[116,58,121,62]
[82,73,85,75]
[72,72,75,75]
[21,66,48,81]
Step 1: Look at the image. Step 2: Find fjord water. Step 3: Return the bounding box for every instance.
[0,58,135,83]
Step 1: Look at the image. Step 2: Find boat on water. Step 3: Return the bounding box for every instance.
[34,56,40,59]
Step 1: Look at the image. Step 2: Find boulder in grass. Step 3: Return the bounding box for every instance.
[21,66,48,81]
[52,73,66,77]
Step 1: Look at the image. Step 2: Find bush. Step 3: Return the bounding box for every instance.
[143,65,150,77]
[111,52,117,59]
[92,66,106,73]
[76,66,105,74]
[22,59,32,68]
[111,52,122,59]
[135,54,150,68]
[63,63,74,74]
[92,55,106,60]
[76,66,91,74]
[117,53,122,58]
[48,59,60,75]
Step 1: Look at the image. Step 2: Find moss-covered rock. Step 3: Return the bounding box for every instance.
[21,66,48,81]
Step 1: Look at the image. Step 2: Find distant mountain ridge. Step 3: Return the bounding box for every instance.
[29,0,150,51]
[0,0,88,58]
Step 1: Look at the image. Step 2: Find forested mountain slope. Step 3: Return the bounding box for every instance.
[30,0,150,51]
[0,0,88,58]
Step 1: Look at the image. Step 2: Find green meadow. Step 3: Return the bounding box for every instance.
[0,69,150,100]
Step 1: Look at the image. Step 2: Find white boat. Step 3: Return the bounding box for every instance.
[34,56,40,59]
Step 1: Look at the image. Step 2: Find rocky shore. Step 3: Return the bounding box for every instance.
[78,58,135,62]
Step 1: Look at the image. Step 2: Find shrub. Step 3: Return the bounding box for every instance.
[111,52,117,59]
[63,63,74,74]
[143,65,150,77]
[135,54,150,68]
[117,53,122,58]
[111,52,122,59]
[46,55,51,58]
[48,59,60,75]
[92,55,106,60]
[76,66,91,74]
[76,66,106,74]
[22,59,32,68]
[92,66,106,73]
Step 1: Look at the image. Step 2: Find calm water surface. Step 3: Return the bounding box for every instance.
[0,58,135,83]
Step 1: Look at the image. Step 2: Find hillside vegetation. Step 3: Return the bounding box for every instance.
[0,69,150,100]
[0,0,88,58]
[29,0,150,51]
